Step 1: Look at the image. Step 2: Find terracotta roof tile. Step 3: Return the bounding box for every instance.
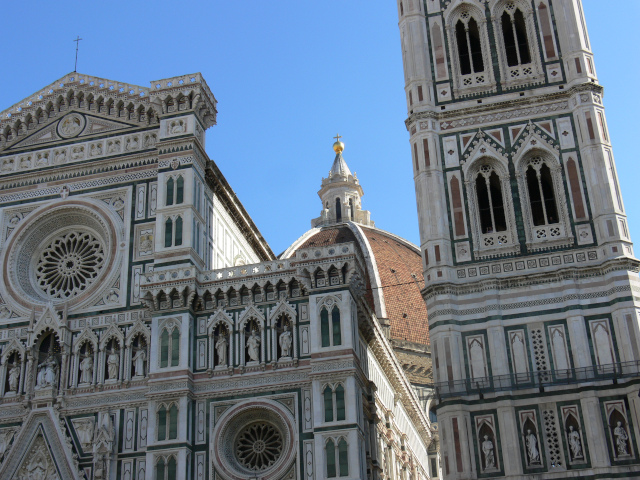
[361,227,429,346]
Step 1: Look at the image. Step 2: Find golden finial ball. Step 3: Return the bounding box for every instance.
[333,140,345,154]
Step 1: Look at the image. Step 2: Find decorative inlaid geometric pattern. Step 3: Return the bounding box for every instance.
[531,329,549,382]
[36,231,105,298]
[543,409,562,468]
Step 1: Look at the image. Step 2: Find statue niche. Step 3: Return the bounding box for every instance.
[34,332,61,393]
[4,352,21,396]
[275,315,293,360]
[104,339,120,382]
[78,342,94,385]
[131,335,147,378]
[213,323,230,368]
[244,320,261,365]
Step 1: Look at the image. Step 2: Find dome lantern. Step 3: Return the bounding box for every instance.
[311,136,374,228]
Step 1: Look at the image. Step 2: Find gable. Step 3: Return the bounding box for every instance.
[5,111,141,152]
[0,410,79,480]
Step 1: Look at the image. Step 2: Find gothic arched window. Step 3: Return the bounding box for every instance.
[501,4,531,66]
[165,218,173,248]
[160,326,180,368]
[323,384,346,423]
[475,166,507,234]
[335,198,342,222]
[166,178,174,206]
[155,454,177,480]
[321,305,342,348]
[176,176,184,204]
[157,404,178,441]
[175,217,183,246]
[326,437,349,478]
[525,157,558,226]
[326,439,337,477]
[456,14,484,75]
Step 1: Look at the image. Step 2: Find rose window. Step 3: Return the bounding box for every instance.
[235,422,283,472]
[35,231,106,298]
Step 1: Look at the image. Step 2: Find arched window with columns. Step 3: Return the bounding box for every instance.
[516,150,571,248]
[448,5,495,93]
[492,1,544,87]
[465,158,518,256]
[321,303,342,348]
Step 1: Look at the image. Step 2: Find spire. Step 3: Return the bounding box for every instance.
[311,136,374,228]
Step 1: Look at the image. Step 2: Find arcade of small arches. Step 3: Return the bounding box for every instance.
[0,82,213,147]
[141,260,356,313]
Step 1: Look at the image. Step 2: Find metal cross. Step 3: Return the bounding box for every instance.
[333,134,342,142]
[73,36,83,72]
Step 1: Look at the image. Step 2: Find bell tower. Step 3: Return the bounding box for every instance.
[398,0,640,478]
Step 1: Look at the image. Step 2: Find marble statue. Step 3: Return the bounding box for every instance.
[526,429,540,464]
[132,348,146,377]
[8,364,19,393]
[246,330,260,363]
[614,421,629,456]
[568,425,583,459]
[215,332,228,366]
[482,435,495,469]
[79,354,93,384]
[279,324,292,358]
[107,351,119,380]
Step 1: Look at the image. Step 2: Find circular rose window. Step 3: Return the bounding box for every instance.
[35,231,106,299]
[212,400,296,480]
[235,422,283,471]
[1,199,122,313]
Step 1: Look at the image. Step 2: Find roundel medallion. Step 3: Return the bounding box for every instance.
[57,113,85,138]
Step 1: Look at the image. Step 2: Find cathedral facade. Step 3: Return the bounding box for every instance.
[0,72,435,479]
[398,0,640,478]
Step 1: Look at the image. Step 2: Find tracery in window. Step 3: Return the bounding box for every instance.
[165,175,184,206]
[160,324,180,368]
[165,218,173,248]
[501,3,531,67]
[475,165,506,234]
[323,383,346,423]
[455,14,484,75]
[516,151,571,247]
[157,404,178,441]
[156,455,177,480]
[326,437,349,478]
[321,304,342,348]
[525,157,558,226]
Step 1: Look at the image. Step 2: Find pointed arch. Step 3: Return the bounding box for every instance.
[125,321,151,347]
[73,328,99,353]
[99,324,124,350]
[238,304,266,330]
[268,299,297,326]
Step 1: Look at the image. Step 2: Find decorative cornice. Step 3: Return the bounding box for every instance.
[405,82,604,130]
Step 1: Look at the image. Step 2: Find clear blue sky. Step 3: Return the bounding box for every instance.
[1,2,638,256]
